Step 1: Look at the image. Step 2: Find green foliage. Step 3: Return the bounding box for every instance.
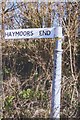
[19,89,34,99]
[4,96,15,110]
[35,91,48,101]
[3,67,11,76]
[4,68,10,74]
[19,89,48,101]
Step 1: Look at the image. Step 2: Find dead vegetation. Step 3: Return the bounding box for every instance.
[0,1,80,119]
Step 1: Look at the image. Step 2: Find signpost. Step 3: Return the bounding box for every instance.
[5,0,63,118]
[5,27,62,119]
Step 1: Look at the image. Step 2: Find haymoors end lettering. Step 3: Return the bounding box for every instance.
[5,28,54,39]
[5,31,34,37]
[5,30,51,37]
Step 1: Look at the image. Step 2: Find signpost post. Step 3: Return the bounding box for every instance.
[51,27,62,119]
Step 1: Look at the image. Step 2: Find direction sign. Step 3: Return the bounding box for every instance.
[5,28,54,39]
[4,26,63,119]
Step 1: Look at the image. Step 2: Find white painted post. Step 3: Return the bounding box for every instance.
[50,1,63,118]
[51,26,62,119]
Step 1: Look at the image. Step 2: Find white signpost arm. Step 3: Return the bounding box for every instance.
[5,28,54,39]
